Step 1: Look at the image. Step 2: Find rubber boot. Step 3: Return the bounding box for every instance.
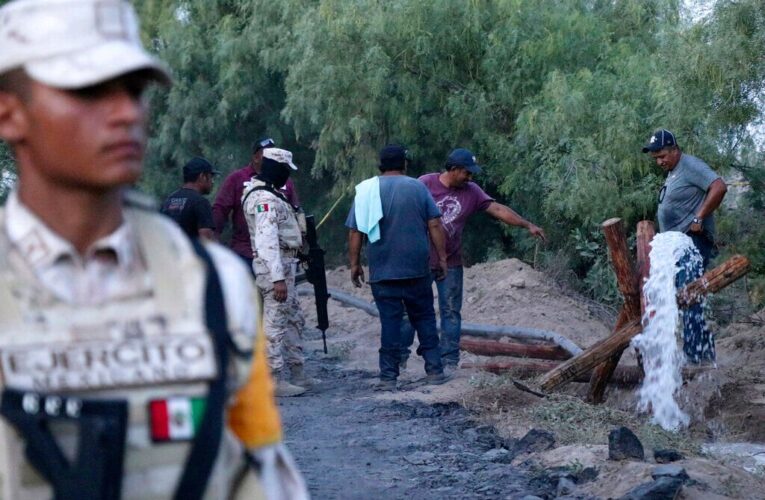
[273,368,306,397]
[290,364,321,388]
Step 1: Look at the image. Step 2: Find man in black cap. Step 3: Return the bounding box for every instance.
[160,157,219,239]
[345,144,449,391]
[643,128,727,363]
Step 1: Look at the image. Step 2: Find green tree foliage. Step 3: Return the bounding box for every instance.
[132,0,765,305]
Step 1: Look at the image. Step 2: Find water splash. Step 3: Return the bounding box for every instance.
[631,231,703,431]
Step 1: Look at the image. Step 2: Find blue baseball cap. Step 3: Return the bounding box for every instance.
[642,129,677,153]
[446,148,482,174]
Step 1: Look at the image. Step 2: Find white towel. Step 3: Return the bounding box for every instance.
[353,177,383,243]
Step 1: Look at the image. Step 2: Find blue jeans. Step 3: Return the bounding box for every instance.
[677,235,716,363]
[371,277,443,381]
[401,267,463,366]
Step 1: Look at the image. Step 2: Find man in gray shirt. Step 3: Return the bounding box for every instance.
[643,129,727,363]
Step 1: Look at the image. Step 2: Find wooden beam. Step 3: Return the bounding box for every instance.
[541,254,750,392]
[541,318,643,391]
[587,218,643,403]
[464,361,709,386]
[677,254,749,307]
[460,337,571,361]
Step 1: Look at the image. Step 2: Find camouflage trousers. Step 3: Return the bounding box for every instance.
[254,261,306,371]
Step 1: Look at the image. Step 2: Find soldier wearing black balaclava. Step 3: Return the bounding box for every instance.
[242,148,315,397]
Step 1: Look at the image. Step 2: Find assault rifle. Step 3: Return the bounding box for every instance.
[300,215,330,353]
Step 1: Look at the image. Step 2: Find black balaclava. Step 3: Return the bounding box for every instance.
[258,157,291,189]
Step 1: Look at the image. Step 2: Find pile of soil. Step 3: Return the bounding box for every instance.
[297,257,765,498]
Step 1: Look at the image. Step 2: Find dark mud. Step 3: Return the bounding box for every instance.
[278,359,547,499]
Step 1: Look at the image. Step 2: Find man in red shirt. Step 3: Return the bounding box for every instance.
[212,138,299,270]
[403,148,546,369]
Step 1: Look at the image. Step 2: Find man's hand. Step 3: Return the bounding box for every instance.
[688,221,703,234]
[351,264,365,288]
[527,223,547,242]
[433,258,448,281]
[273,280,288,302]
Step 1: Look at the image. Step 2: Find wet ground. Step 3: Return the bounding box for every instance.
[278,358,541,499]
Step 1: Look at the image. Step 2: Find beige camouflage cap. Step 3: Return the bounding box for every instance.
[0,0,170,89]
[263,148,298,170]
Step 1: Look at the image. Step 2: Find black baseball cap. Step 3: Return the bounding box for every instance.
[183,157,219,178]
[379,144,409,168]
[446,148,482,174]
[252,137,275,154]
[642,129,677,153]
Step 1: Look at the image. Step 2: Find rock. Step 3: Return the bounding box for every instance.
[510,278,526,288]
[482,448,510,463]
[519,496,544,500]
[512,429,556,456]
[653,449,685,463]
[577,466,599,483]
[619,477,683,500]
[556,477,576,496]
[608,426,645,461]
[651,465,690,482]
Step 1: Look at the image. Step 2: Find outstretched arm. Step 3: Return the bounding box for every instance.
[485,202,546,241]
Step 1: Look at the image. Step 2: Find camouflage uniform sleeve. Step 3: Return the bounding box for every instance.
[244,192,286,281]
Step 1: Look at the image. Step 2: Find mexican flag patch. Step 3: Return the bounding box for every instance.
[149,397,206,442]
[256,203,269,213]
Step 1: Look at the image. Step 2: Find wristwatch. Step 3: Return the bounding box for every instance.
[691,217,702,225]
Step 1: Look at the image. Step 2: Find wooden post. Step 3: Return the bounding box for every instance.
[540,255,750,392]
[635,221,656,304]
[587,218,643,403]
[459,337,571,360]
[633,221,656,376]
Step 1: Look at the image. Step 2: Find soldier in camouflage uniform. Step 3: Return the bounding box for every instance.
[242,148,312,397]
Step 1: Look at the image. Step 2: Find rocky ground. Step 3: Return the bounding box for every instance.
[283,258,765,499]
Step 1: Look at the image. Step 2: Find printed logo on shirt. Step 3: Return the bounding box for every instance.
[166,197,187,212]
[256,204,270,213]
[437,196,462,237]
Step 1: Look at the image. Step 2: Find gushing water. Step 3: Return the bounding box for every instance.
[631,231,703,431]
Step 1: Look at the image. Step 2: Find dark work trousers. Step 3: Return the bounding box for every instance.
[371,276,444,381]
[677,233,717,363]
[400,267,463,366]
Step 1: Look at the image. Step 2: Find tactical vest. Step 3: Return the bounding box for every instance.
[242,179,304,250]
[0,208,258,500]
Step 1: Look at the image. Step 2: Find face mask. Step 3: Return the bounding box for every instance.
[259,159,291,189]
